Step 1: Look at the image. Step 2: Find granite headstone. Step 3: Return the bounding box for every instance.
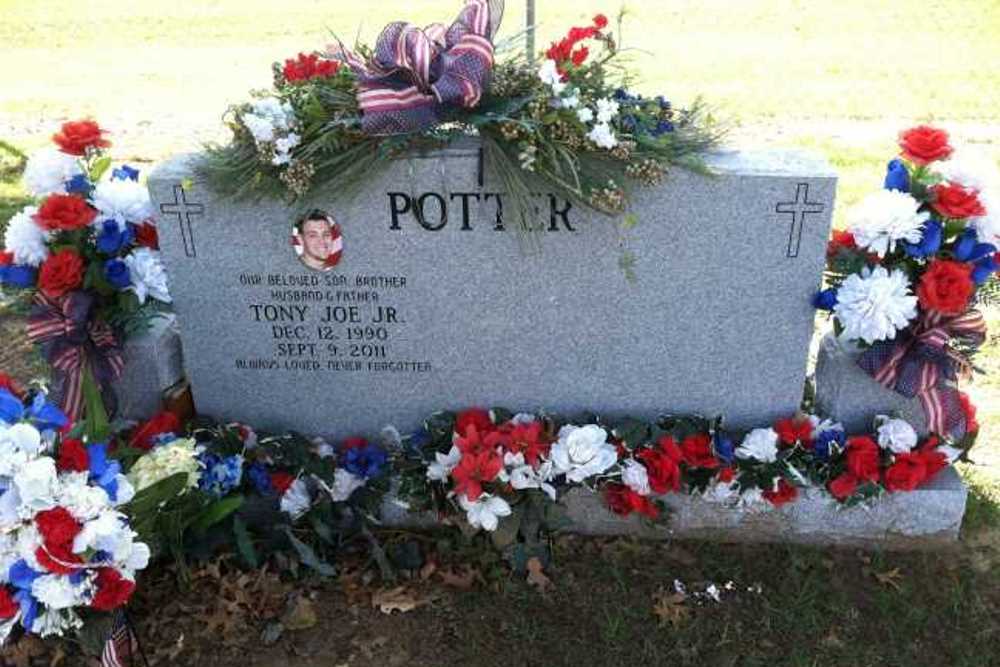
[147,140,836,439]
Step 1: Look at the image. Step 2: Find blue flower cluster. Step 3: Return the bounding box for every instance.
[87,441,126,502]
[246,461,273,495]
[0,389,68,432]
[614,88,675,137]
[342,440,388,479]
[197,452,244,498]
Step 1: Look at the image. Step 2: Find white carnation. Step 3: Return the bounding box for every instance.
[3,206,49,267]
[834,266,918,344]
[848,190,928,258]
[279,478,311,519]
[587,122,618,149]
[621,459,651,496]
[124,248,171,304]
[56,472,112,521]
[875,416,918,454]
[735,428,779,463]
[23,149,82,197]
[32,575,86,610]
[31,608,82,639]
[551,424,618,483]
[91,178,153,225]
[13,457,57,514]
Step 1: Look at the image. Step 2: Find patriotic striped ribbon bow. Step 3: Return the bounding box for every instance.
[332,0,504,135]
[857,309,987,439]
[26,290,125,421]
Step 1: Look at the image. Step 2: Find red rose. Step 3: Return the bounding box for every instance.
[0,587,17,619]
[762,479,798,507]
[34,194,97,232]
[958,392,979,434]
[679,433,718,469]
[593,14,609,29]
[129,411,181,450]
[774,416,814,447]
[57,438,89,472]
[828,473,859,501]
[898,125,953,165]
[931,183,986,219]
[451,450,503,501]
[917,259,975,315]
[0,372,25,399]
[884,452,927,492]
[455,408,494,437]
[91,568,136,611]
[845,436,881,483]
[638,437,683,494]
[134,222,160,249]
[270,471,295,494]
[38,249,84,299]
[53,120,110,156]
[604,483,658,518]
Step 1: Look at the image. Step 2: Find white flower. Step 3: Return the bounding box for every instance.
[13,457,57,514]
[32,575,86,610]
[279,478,311,519]
[72,510,143,565]
[587,122,618,149]
[737,487,767,509]
[735,428,779,463]
[560,92,580,109]
[426,445,462,482]
[16,524,44,570]
[703,477,740,505]
[91,178,153,225]
[504,453,556,501]
[551,424,618,483]
[56,472,112,521]
[3,206,48,267]
[243,98,296,144]
[458,493,512,532]
[31,608,82,639]
[328,468,365,502]
[971,189,1000,245]
[834,266,918,344]
[848,190,927,258]
[23,149,82,197]
[511,413,537,425]
[272,132,301,166]
[621,459,651,496]
[577,107,594,123]
[537,59,567,95]
[0,422,43,477]
[127,438,200,492]
[595,98,620,123]
[875,416,918,454]
[936,150,1000,193]
[242,113,276,143]
[124,248,171,304]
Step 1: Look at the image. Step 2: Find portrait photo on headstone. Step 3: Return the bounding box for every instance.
[291,208,343,271]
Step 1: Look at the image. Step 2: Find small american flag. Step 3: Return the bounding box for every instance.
[101,608,145,667]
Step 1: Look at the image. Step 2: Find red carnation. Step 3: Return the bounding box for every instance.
[451,450,503,501]
[774,416,814,447]
[34,194,97,232]
[637,436,683,494]
[916,444,948,480]
[958,392,979,435]
[763,479,798,507]
[884,452,927,492]
[593,14,609,29]
[845,436,881,483]
[679,433,718,469]
[604,483,658,519]
[270,471,295,494]
[828,473,859,501]
[455,408,494,438]
[38,249,84,299]
[0,587,17,619]
[91,568,136,611]
[931,183,986,219]
[0,251,12,267]
[57,438,89,472]
[917,259,975,315]
[134,222,159,249]
[898,125,953,166]
[130,411,181,450]
[52,119,110,156]
[36,506,82,552]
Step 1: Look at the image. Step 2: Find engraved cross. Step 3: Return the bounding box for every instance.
[160,184,204,258]
[775,183,824,258]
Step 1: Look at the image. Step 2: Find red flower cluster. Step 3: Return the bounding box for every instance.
[52,119,110,156]
[763,479,798,507]
[455,408,493,438]
[57,438,89,472]
[898,125,953,165]
[917,259,975,315]
[283,52,340,83]
[545,14,608,67]
[33,194,97,232]
[638,436,683,494]
[679,433,719,469]
[930,183,986,220]
[828,435,948,501]
[495,420,552,468]
[91,568,136,611]
[38,249,84,299]
[604,483,658,519]
[774,416,814,447]
[35,506,83,575]
[130,411,181,450]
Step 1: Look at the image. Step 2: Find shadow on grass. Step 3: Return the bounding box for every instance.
[961,463,1000,535]
[0,140,29,232]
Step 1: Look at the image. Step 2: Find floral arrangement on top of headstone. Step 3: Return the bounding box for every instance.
[814,125,998,446]
[199,1,722,232]
[0,120,171,433]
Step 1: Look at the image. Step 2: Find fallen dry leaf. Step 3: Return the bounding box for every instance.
[372,586,430,614]
[525,557,553,593]
[438,565,482,590]
[651,588,689,627]
[419,561,438,581]
[874,567,904,591]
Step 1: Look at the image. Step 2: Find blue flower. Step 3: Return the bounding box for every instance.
[197,452,243,497]
[343,442,387,479]
[0,264,37,288]
[25,393,68,431]
[813,428,846,462]
[613,88,632,101]
[87,442,124,500]
[812,288,838,311]
[9,560,42,590]
[0,389,24,424]
[953,229,998,285]
[903,219,943,258]
[713,432,735,464]
[653,120,675,135]
[883,158,910,193]
[96,220,135,255]
[64,173,92,195]
[972,255,999,285]
[246,462,273,494]
[112,165,140,181]
[15,590,37,629]
[655,95,671,110]
[620,115,638,133]
[104,259,131,290]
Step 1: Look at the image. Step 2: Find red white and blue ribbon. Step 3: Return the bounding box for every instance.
[332,0,502,135]
[26,290,125,421]
[858,309,986,439]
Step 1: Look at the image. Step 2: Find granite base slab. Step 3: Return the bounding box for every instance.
[113,313,186,420]
[380,466,967,549]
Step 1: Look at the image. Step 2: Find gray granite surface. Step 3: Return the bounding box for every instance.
[113,313,185,419]
[147,140,835,439]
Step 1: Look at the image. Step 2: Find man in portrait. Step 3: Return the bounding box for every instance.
[294,209,342,270]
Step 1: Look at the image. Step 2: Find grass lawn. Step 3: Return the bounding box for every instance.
[1,1,1000,664]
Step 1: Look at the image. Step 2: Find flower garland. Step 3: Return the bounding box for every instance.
[199,4,722,232]
[814,125,998,439]
[0,376,149,644]
[0,120,171,427]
